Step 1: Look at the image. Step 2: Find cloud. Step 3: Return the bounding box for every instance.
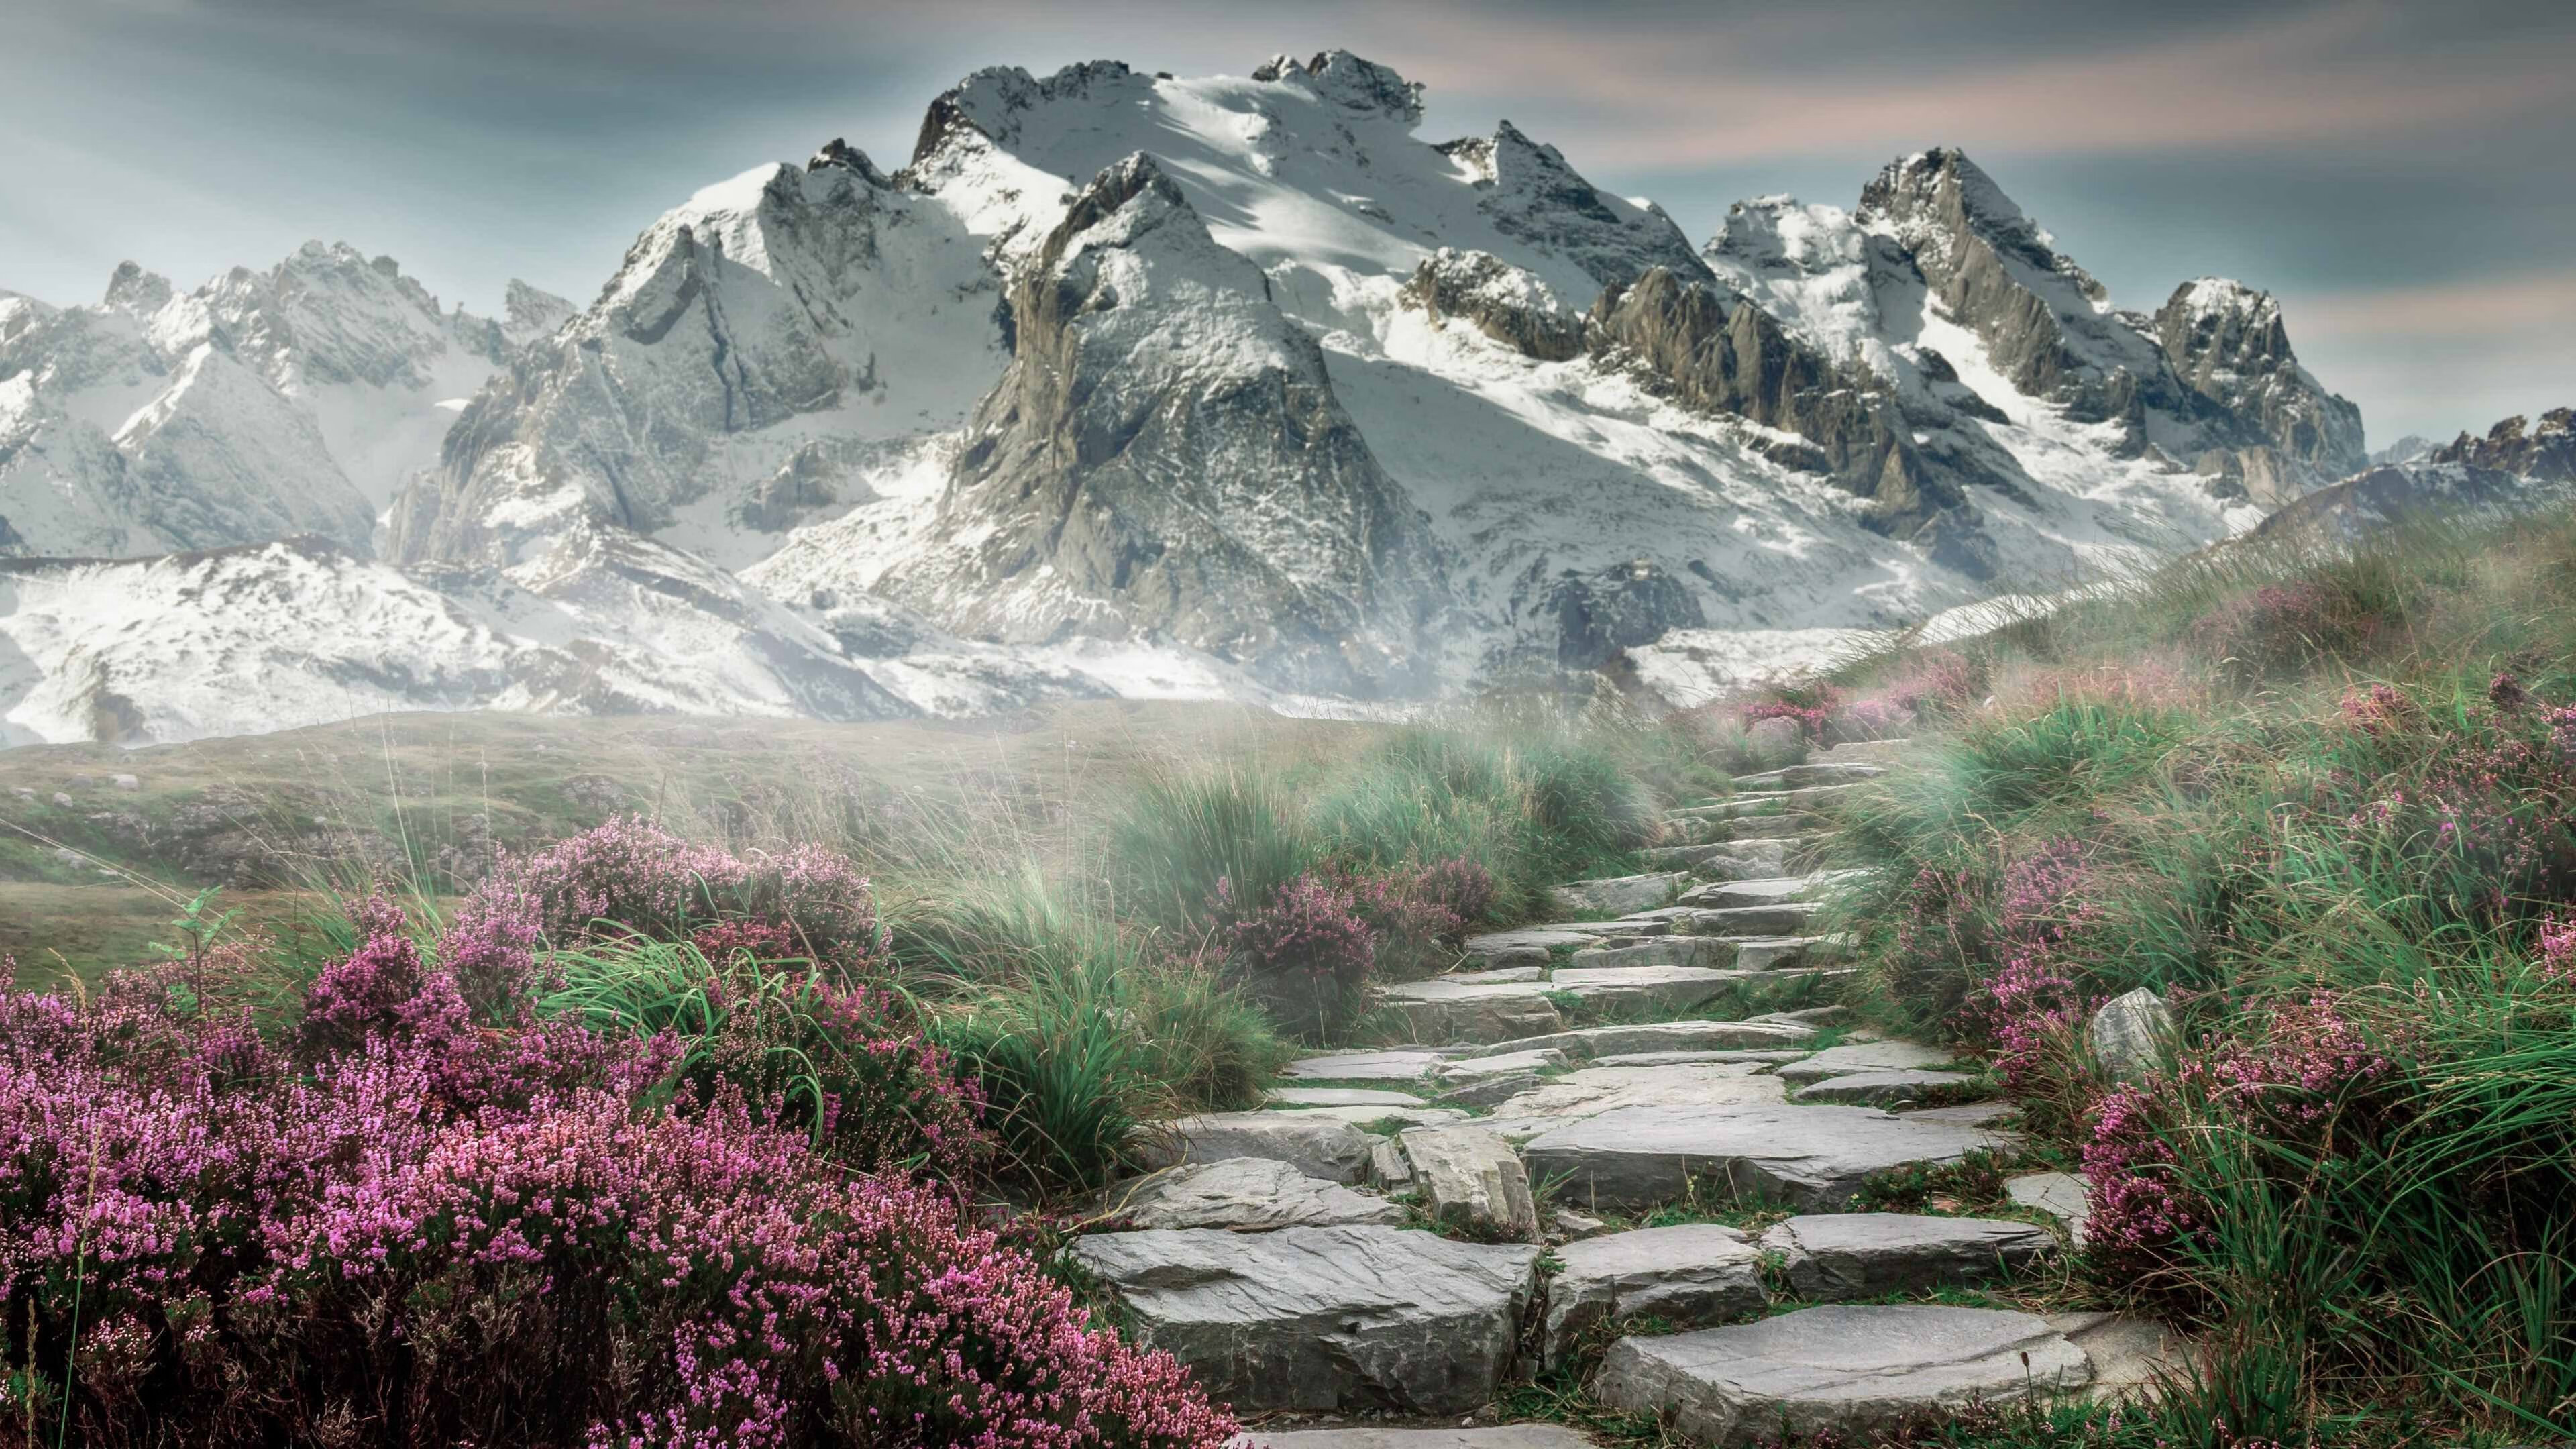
[2292,272,2576,340]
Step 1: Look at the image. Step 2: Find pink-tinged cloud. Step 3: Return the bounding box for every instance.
[2291,272,2576,339]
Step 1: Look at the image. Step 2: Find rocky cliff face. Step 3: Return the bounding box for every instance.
[879,155,1451,696]
[2433,408,2575,482]
[2153,278,2365,498]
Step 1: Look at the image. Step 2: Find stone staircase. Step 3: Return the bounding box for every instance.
[1068,739,2152,1446]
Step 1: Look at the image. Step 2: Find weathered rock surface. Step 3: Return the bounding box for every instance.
[1759,1213,2056,1299]
[2089,987,2174,1083]
[1792,1069,1978,1106]
[1731,763,1886,789]
[1547,872,1686,916]
[1595,1305,2090,1445]
[1431,1071,1544,1109]
[1068,1226,1542,1414]
[1593,1048,1813,1069]
[1400,1124,1539,1238]
[1232,1427,1597,1449]
[1542,1223,1767,1366]
[1269,1087,1431,1108]
[1101,1158,1405,1231]
[1521,1103,2010,1210]
[2006,1171,2093,1244]
[1774,1041,1961,1085]
[1682,903,1822,936]
[1434,1048,1570,1081]
[1548,965,1746,1013]
[1272,1102,1470,1129]
[1282,1050,1450,1083]
[1377,979,1564,1044]
[1141,1111,1376,1183]
[1569,936,1733,970]
[1473,1021,1815,1060]
[1483,1064,1788,1138]
[1732,935,1841,972]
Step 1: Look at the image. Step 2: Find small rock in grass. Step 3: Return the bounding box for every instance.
[2088,987,2175,1083]
[1550,1208,1609,1241]
[1401,1125,1538,1239]
[2006,1171,2093,1244]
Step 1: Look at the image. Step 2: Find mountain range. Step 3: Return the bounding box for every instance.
[0,50,2543,747]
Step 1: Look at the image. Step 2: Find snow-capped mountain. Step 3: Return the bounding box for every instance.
[0,49,2436,745]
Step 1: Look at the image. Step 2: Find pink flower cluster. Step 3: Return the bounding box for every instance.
[1216,873,1377,1038]
[0,902,1229,1444]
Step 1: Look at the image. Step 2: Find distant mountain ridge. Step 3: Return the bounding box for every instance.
[1,48,2538,747]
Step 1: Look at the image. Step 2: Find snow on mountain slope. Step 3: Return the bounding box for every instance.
[0,51,2411,745]
[0,247,560,559]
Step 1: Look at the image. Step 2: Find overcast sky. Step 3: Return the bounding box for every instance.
[5,0,2570,442]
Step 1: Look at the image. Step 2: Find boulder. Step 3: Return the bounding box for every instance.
[1100,1159,1406,1232]
[1370,1138,1412,1187]
[1774,1041,1962,1085]
[1521,1103,2012,1211]
[1541,1223,1767,1366]
[1281,1050,1450,1083]
[1759,1213,2057,1299]
[2006,1171,2093,1244]
[1399,1125,1538,1239]
[1546,872,1687,917]
[1069,1226,1542,1414]
[1140,1111,1376,1183]
[1792,1069,1979,1106]
[2089,987,2174,1083]
[1595,1305,2088,1445]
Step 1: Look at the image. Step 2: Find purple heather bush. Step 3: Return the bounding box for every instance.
[0,824,1235,1447]
[1214,871,1376,1039]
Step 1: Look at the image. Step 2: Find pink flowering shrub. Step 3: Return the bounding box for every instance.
[1833,649,1986,739]
[1739,681,1843,739]
[476,817,887,969]
[1216,873,1376,1038]
[0,944,1228,1445]
[1326,859,1491,981]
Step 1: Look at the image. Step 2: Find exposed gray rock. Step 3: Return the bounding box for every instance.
[1400,1124,1538,1238]
[1371,1138,1412,1188]
[2088,987,2174,1083]
[1595,1305,2090,1445]
[1774,1041,1962,1085]
[1731,763,1886,789]
[1817,738,1911,765]
[1435,1048,1570,1081]
[1269,1087,1432,1108]
[1568,936,1732,970]
[1472,1020,1815,1060]
[1548,965,1747,1014]
[1907,1101,2021,1128]
[1522,1103,2012,1211]
[1100,1158,1405,1231]
[2047,1311,2192,1401]
[1432,1071,1544,1109]
[1281,1050,1451,1083]
[1759,1213,2056,1299]
[1068,1226,1542,1414]
[2006,1171,2093,1245]
[1481,1063,1788,1138]
[1402,248,1587,362]
[1546,872,1686,916]
[1548,559,1707,669]
[1542,1223,1766,1366]
[1593,1049,1813,1069]
[2432,407,2576,482]
[1552,1208,1609,1241]
[1792,1069,1979,1106]
[1683,903,1823,936]
[1140,1111,1377,1183]
[2154,277,2365,494]
[1271,1103,1470,1130]
[1377,979,1564,1045]
[1681,875,1827,910]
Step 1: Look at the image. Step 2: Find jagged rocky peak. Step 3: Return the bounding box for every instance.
[1252,49,1425,122]
[1470,119,1709,290]
[1860,148,2106,305]
[500,280,574,350]
[2155,277,2365,483]
[879,152,1450,696]
[806,136,890,184]
[1709,195,1868,276]
[911,58,1144,166]
[103,260,174,317]
[1401,248,1585,361]
[2436,407,2576,482]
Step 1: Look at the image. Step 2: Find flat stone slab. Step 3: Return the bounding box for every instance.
[1733,762,1888,788]
[1101,1159,1405,1232]
[1596,1305,2087,1446]
[1271,1103,1472,1130]
[1546,872,1688,917]
[1542,1223,1766,1366]
[1521,1103,2014,1211]
[1774,1041,1963,1085]
[1482,1064,1788,1137]
[1549,965,1748,1013]
[1733,935,1839,972]
[1434,1047,1568,1081]
[1593,1048,1814,1069]
[1462,928,1596,956]
[1435,965,1546,985]
[1471,1020,1816,1060]
[1377,979,1564,1045]
[1682,904,1821,936]
[1232,1428,1597,1449]
[1569,936,1733,970]
[1759,1213,2057,1300]
[2007,1171,2094,1244]
[1793,1069,1980,1106]
[1269,1087,1428,1108]
[1682,876,1814,910]
[1142,1111,1377,1183]
[1907,1101,2021,1128]
[1282,1050,1452,1083]
[1817,738,1911,763]
[1069,1226,1542,1415]
[1430,1071,1542,1108]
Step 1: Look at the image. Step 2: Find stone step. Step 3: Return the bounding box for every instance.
[1682,902,1823,936]
[1664,812,1829,844]
[1399,1124,1538,1238]
[1546,871,1688,917]
[1141,1111,1379,1183]
[1591,1047,1815,1069]
[1098,1159,1406,1232]
[1466,1020,1817,1061]
[1280,1049,1457,1083]
[1234,1426,1598,1448]
[1728,934,1845,972]
[1640,839,1787,875]
[2006,1170,2094,1244]
[1597,1305,2106,1445]
[1521,1102,2017,1212]
[1792,1069,1979,1107]
[1567,936,1733,971]
[1068,1226,1542,1415]
[1817,737,1913,765]
[1432,1047,1568,1081]
[1731,761,1888,788]
[1479,1063,1790,1137]
[1549,965,1750,1015]
[1268,1102,1473,1129]
[1374,979,1565,1046]
[1268,1087,1428,1108]
[1678,870,1872,912]
[1758,1212,2055,1301]
[1773,1040,1964,1085]
[1540,1223,1764,1367]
